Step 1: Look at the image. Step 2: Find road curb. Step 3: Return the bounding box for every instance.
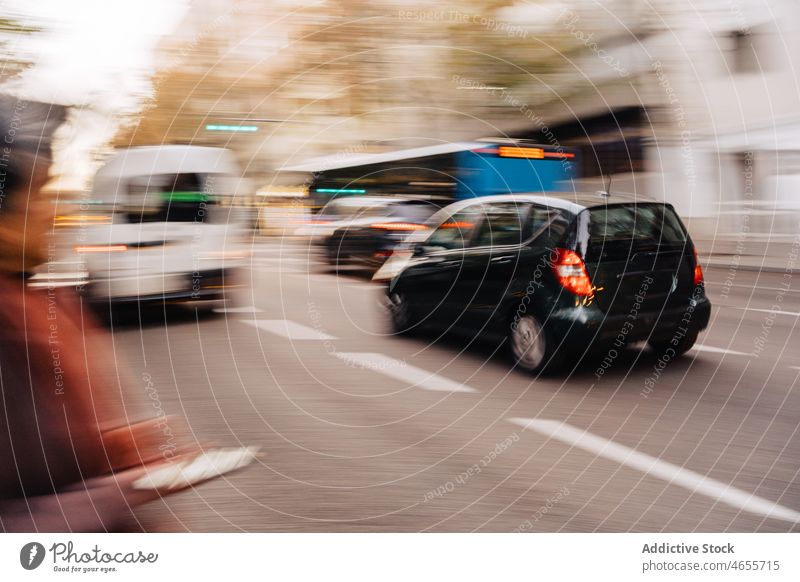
[703,260,794,274]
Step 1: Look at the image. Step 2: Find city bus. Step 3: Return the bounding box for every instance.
[281,140,580,209]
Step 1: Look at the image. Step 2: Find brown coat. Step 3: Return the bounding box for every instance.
[0,275,117,500]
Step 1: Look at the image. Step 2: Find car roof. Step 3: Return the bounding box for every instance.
[545,190,660,209]
[442,191,662,215]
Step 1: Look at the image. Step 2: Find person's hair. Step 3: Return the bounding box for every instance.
[0,95,67,210]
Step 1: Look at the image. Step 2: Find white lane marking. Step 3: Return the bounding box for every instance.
[241,319,336,340]
[731,307,800,317]
[335,352,477,393]
[692,344,751,356]
[214,305,263,314]
[509,418,800,523]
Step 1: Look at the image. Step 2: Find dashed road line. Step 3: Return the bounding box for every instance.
[242,319,337,340]
[509,418,800,523]
[692,344,751,356]
[335,352,477,393]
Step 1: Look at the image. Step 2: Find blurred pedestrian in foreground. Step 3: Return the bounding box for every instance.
[0,96,258,532]
[0,96,177,532]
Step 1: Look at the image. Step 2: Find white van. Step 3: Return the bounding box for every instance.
[77,145,249,307]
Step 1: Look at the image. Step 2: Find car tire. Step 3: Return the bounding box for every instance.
[508,314,562,374]
[648,331,698,358]
[388,290,417,335]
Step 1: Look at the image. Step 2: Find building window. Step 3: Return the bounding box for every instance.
[580,137,645,179]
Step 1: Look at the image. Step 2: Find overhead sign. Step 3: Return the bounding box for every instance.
[205,124,258,132]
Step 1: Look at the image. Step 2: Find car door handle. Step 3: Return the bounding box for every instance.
[490,256,514,265]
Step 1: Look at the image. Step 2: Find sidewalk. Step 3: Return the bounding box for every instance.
[701,253,795,273]
[697,238,798,273]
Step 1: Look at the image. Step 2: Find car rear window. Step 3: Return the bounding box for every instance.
[424,206,483,251]
[587,204,688,257]
[471,202,531,247]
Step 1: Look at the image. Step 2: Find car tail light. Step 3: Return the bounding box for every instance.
[74,244,128,253]
[440,221,474,229]
[370,222,429,231]
[693,247,704,286]
[552,248,593,296]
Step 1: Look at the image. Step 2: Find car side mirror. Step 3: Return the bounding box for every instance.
[412,245,426,257]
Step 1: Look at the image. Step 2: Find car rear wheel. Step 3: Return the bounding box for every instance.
[509,314,561,373]
[648,331,698,358]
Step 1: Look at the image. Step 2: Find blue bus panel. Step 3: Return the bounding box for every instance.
[455,145,579,199]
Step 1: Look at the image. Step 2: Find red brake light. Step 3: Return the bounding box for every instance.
[370,222,429,231]
[552,248,593,296]
[693,247,704,286]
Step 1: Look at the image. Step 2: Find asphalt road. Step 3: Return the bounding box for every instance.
[111,239,800,532]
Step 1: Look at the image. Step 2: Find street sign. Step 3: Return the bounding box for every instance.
[205,124,258,132]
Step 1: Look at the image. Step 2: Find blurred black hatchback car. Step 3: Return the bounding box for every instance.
[379,193,711,373]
